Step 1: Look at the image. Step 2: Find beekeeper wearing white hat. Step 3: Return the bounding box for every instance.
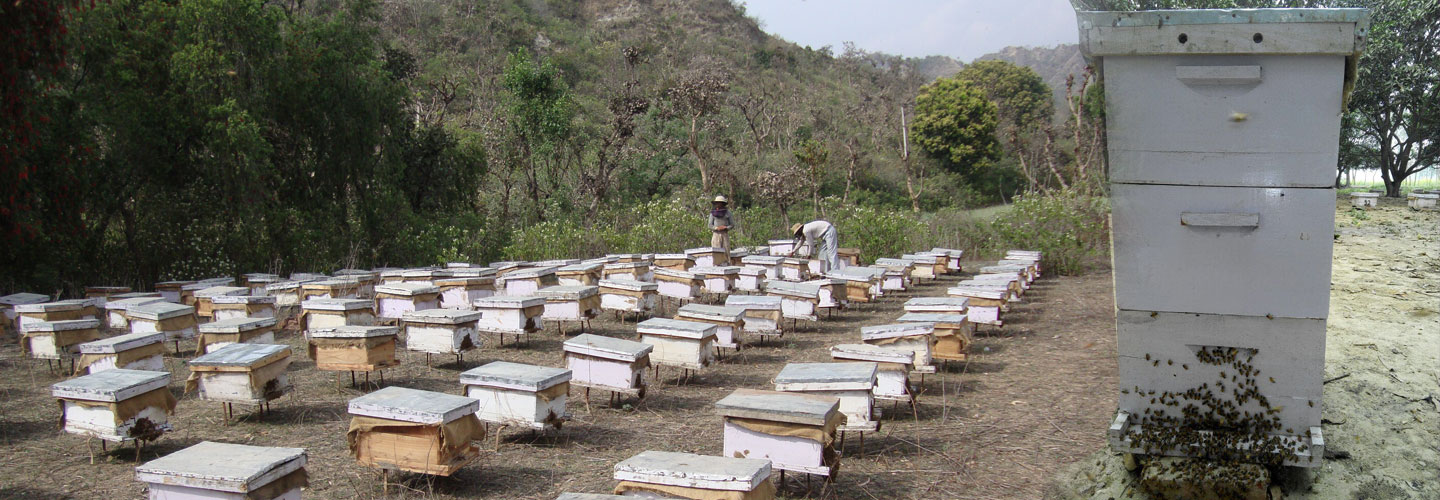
[788,220,838,271]
[708,195,735,252]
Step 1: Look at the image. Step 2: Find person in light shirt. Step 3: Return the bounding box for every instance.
[787,220,837,270]
[708,195,735,252]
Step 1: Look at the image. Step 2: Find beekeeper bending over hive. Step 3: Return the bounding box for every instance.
[787,220,838,270]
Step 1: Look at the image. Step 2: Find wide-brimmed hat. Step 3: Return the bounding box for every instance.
[790,223,804,235]
[712,195,728,204]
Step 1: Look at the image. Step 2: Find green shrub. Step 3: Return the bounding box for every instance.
[988,189,1110,275]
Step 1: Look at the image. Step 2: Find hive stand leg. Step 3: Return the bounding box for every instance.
[87,438,95,464]
[583,387,591,413]
[134,440,142,461]
[839,431,845,453]
[859,431,865,456]
[350,371,356,388]
[365,371,371,389]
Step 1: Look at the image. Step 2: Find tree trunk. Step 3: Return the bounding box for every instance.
[689,115,710,193]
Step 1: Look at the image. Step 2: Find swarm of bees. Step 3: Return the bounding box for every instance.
[1126,347,1310,495]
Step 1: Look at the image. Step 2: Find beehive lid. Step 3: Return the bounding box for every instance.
[606,253,652,260]
[128,302,195,321]
[652,268,696,280]
[155,280,195,289]
[199,316,277,334]
[111,292,163,300]
[0,292,50,306]
[447,267,498,278]
[563,334,652,362]
[955,280,1012,291]
[767,239,794,246]
[402,268,451,279]
[402,308,481,324]
[996,260,1034,268]
[736,266,767,276]
[690,266,739,276]
[52,369,170,402]
[555,494,627,500]
[435,276,493,286]
[764,280,819,299]
[26,319,101,332]
[929,247,963,257]
[1007,249,1041,257]
[332,269,377,279]
[243,273,282,283]
[15,301,82,314]
[79,331,165,354]
[489,261,526,271]
[289,273,328,282]
[948,286,1007,300]
[830,343,915,365]
[686,247,723,254]
[848,267,887,278]
[775,362,878,391]
[614,451,771,492]
[1077,9,1371,57]
[780,258,808,266]
[460,361,571,391]
[1412,193,1440,200]
[375,283,439,296]
[309,325,398,339]
[532,259,581,267]
[582,256,617,265]
[537,285,599,301]
[824,269,877,282]
[714,388,839,426]
[636,318,717,340]
[654,253,691,261]
[303,279,356,289]
[598,279,656,292]
[189,343,289,368]
[803,278,845,287]
[898,312,967,325]
[445,262,476,268]
[904,297,969,312]
[751,245,770,255]
[602,261,648,270]
[677,304,745,322]
[967,274,1019,284]
[211,295,276,305]
[740,255,782,265]
[194,286,249,298]
[302,298,371,311]
[184,278,235,291]
[980,265,1028,274]
[474,295,546,309]
[874,258,915,268]
[724,295,781,310]
[558,262,602,273]
[861,322,934,341]
[135,441,306,494]
[901,253,941,263]
[85,286,131,294]
[378,269,406,278]
[503,266,559,280]
[347,386,478,424]
[264,280,308,291]
[104,296,167,312]
[729,248,752,258]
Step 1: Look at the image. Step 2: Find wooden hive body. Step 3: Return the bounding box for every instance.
[763,281,820,321]
[636,318,718,370]
[435,276,495,310]
[263,280,308,309]
[537,286,602,321]
[309,325,399,372]
[1409,192,1438,209]
[198,317,278,355]
[180,278,235,307]
[299,279,361,303]
[498,266,560,296]
[802,278,847,310]
[15,300,87,333]
[301,298,375,331]
[556,263,603,286]
[403,309,482,354]
[723,295,782,335]
[829,344,915,401]
[153,280,193,303]
[613,450,775,499]
[897,312,970,362]
[778,258,810,281]
[775,362,879,432]
[676,304,746,349]
[902,253,946,279]
[242,273,282,295]
[716,389,843,476]
[136,441,306,500]
[685,247,729,267]
[24,319,101,360]
[104,297,167,331]
[653,268,702,301]
[734,266,769,292]
[53,369,175,443]
[766,239,796,256]
[374,283,440,320]
[563,334,651,395]
[460,361,571,430]
[861,323,936,369]
[129,302,198,341]
[947,287,1006,325]
[77,331,167,374]
[193,286,249,320]
[597,279,657,314]
[210,295,278,322]
[823,270,878,303]
[347,386,483,476]
[740,256,783,281]
[473,295,545,334]
[690,265,739,294]
[600,262,653,283]
[187,343,293,404]
[652,253,695,271]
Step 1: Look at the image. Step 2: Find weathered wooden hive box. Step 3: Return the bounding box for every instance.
[403,308,482,355]
[915,251,955,276]
[716,388,843,477]
[193,286,249,321]
[898,312,970,362]
[686,246,729,267]
[868,261,912,291]
[309,325,399,372]
[980,265,1033,287]
[1004,251,1042,277]
[734,266,769,292]
[84,286,131,307]
[946,286,1006,326]
[347,386,483,476]
[997,258,1040,281]
[930,247,965,272]
[1078,7,1368,466]
[677,304,747,350]
[563,334,652,397]
[104,295,166,330]
[128,302,198,342]
[724,295,783,336]
[827,267,884,301]
[836,247,861,268]
[1,292,49,337]
[299,279,360,303]
[779,258,811,281]
[636,318,718,370]
[210,295,277,322]
[198,317,278,355]
[498,266,560,296]
[16,300,89,333]
[861,323,936,372]
[153,280,193,303]
[435,276,495,310]
[301,298,375,331]
[901,254,945,280]
[601,261,653,283]
[460,361,570,430]
[764,280,820,322]
[1408,192,1438,209]
[690,265,739,294]
[802,278,847,311]
[766,238,797,256]
[730,246,753,261]
[241,273,281,296]
[775,362,879,432]
[378,268,406,283]
[181,278,235,307]
[1348,191,1379,207]
[54,369,175,443]
[963,274,1023,301]
[24,319,102,360]
[186,343,293,405]
[333,269,379,299]
[597,279,658,314]
[612,450,776,499]
[740,255,783,281]
[557,262,604,286]
[473,295,545,335]
[608,253,654,264]
[537,285,601,322]
[653,253,695,271]
[374,283,440,320]
[829,343,915,402]
[653,268,702,301]
[135,441,307,500]
[77,331,167,374]
[401,268,451,285]
[263,280,310,312]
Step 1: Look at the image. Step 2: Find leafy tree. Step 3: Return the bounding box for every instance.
[955,60,1053,134]
[663,64,732,194]
[1348,0,1438,197]
[910,77,1002,178]
[502,49,575,220]
[793,139,830,217]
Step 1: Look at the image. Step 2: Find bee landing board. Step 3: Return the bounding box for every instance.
[715,389,843,476]
[636,318,718,370]
[775,362,880,432]
[563,334,652,396]
[403,309,482,355]
[135,441,307,500]
[186,343,293,405]
[612,450,776,500]
[472,295,545,334]
[53,369,176,443]
[460,361,570,430]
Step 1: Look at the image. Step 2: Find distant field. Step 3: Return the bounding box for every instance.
[961,203,1015,220]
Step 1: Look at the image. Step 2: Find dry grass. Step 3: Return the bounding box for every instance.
[0,265,1117,499]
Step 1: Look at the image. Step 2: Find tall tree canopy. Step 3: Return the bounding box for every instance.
[954,60,1053,133]
[909,77,1002,177]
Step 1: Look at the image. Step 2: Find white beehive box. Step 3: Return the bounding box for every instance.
[15,299,87,333]
[829,343,916,402]
[333,270,379,299]
[652,268,702,301]
[764,280,820,322]
[861,263,908,291]
[401,268,451,284]
[690,265,739,294]
[775,362,879,432]
[597,279,657,315]
[435,276,495,310]
[374,283,440,320]
[947,286,1007,326]
[181,278,235,307]
[779,258,810,281]
[802,278,847,311]
[309,325,400,372]
[898,312,970,363]
[210,295,277,322]
[198,317,278,355]
[836,247,861,268]
[403,308,482,355]
[301,298,375,331]
[241,273,281,296]
[613,450,775,499]
[128,302,198,342]
[735,266,769,292]
[904,297,968,314]
[767,239,796,256]
[347,387,485,476]
[902,253,946,279]
[1408,192,1438,209]
[980,265,1033,287]
[873,258,917,279]
[54,369,176,444]
[715,389,843,477]
[861,323,935,371]
[77,331,167,374]
[135,442,306,500]
[556,262,603,286]
[193,286,249,321]
[730,247,753,260]
[963,275,1023,301]
[153,280,193,303]
[84,286,132,307]
[1079,8,1365,466]
[740,255,783,281]
[104,296,167,331]
[929,247,965,272]
[497,266,560,296]
[537,285,601,325]
[299,279,360,302]
[653,253,695,271]
[460,361,570,430]
[724,295,783,336]
[473,295,545,336]
[601,261,653,283]
[563,334,652,397]
[676,304,746,350]
[24,319,101,360]
[685,247,729,267]
[263,280,310,310]
[1,292,49,336]
[636,318,717,370]
[824,269,880,303]
[186,343,293,405]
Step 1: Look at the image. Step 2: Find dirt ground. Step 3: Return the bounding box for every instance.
[1050,197,1440,500]
[0,256,1119,499]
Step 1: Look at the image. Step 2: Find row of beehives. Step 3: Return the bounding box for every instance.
[1347,189,1440,209]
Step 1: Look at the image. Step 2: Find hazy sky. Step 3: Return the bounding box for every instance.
[742,0,1081,63]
